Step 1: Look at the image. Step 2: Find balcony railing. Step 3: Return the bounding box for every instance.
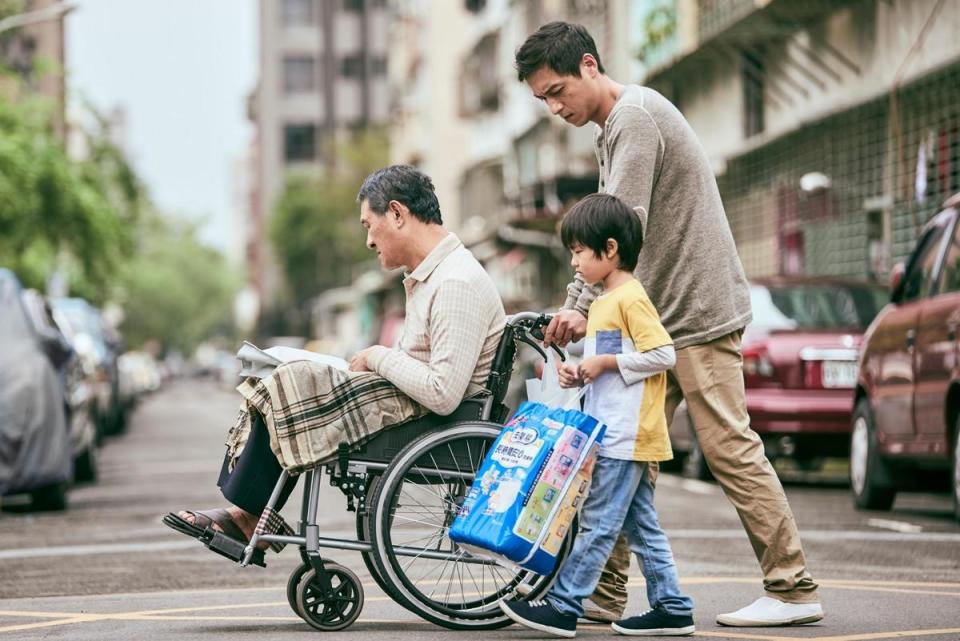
[697,0,758,41]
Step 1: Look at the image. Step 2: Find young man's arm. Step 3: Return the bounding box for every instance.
[569,103,663,315]
[366,279,492,415]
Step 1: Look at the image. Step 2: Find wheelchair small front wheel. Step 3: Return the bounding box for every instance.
[286,563,311,620]
[295,562,364,631]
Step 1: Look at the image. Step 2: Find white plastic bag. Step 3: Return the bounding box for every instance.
[525,348,581,407]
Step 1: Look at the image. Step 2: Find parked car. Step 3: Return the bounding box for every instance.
[21,289,99,483]
[0,270,72,510]
[852,193,960,521]
[669,276,888,479]
[51,298,127,438]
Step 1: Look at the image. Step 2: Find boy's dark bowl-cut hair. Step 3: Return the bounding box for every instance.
[514,21,605,82]
[561,194,642,272]
[357,164,443,225]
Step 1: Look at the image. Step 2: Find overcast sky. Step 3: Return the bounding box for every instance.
[66,0,257,254]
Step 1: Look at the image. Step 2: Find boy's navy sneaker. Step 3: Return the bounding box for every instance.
[499,599,577,638]
[611,607,695,636]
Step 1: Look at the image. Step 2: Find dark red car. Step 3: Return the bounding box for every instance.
[669,277,888,479]
[852,193,960,520]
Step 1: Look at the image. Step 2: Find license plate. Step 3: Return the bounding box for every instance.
[822,360,857,388]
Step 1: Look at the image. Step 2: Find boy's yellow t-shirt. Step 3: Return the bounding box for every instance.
[583,279,674,462]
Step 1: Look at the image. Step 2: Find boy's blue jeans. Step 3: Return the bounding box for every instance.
[546,456,693,618]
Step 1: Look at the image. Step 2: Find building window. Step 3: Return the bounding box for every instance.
[284,124,316,162]
[282,0,315,26]
[460,32,499,115]
[370,56,387,76]
[340,54,364,79]
[742,51,764,137]
[283,56,316,94]
[343,0,364,11]
[465,0,487,13]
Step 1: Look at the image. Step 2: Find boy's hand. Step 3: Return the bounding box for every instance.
[578,355,615,384]
[558,363,581,388]
[543,310,587,347]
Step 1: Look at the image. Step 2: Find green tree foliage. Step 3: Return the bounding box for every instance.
[269,129,388,310]
[117,212,239,354]
[0,95,142,303]
[636,0,677,66]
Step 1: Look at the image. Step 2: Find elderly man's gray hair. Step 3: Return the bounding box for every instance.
[357,165,443,225]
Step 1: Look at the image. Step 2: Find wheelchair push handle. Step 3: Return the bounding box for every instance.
[506,312,566,363]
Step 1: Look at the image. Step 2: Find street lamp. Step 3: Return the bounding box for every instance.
[0,2,76,35]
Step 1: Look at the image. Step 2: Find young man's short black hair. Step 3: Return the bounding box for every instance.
[560,193,642,272]
[514,21,605,82]
[357,165,443,225]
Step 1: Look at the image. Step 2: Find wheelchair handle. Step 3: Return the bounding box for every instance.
[506,312,565,362]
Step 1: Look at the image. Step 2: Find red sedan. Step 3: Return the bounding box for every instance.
[668,277,888,479]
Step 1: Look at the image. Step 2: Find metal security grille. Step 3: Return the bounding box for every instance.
[697,0,757,41]
[719,62,960,281]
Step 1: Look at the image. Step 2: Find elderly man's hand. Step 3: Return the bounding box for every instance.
[348,346,379,372]
[543,310,587,348]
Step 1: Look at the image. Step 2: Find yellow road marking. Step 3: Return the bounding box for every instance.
[806,629,960,641]
[0,616,101,634]
[3,576,960,638]
[0,610,86,618]
[629,576,960,597]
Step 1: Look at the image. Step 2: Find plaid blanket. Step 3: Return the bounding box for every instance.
[225,360,426,474]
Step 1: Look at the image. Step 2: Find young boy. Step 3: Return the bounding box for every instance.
[500,193,694,638]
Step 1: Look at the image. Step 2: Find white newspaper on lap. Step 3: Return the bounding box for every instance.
[237,341,348,379]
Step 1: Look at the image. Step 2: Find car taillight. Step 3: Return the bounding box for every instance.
[743,345,779,388]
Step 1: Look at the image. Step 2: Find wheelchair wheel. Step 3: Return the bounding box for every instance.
[368,421,572,630]
[286,563,311,620]
[294,562,364,631]
[355,474,400,600]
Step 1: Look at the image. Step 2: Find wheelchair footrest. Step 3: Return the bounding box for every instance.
[207,530,267,568]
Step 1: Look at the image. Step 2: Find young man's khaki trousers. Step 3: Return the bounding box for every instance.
[590,330,820,616]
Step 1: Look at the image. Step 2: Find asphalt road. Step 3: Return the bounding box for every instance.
[1,378,958,640]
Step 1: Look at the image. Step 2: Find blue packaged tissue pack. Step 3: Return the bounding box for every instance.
[448,400,605,575]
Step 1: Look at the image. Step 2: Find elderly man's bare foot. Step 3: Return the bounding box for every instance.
[175,507,265,548]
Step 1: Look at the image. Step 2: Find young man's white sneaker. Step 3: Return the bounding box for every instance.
[716,597,823,626]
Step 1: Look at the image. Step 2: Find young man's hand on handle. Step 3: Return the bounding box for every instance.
[543,310,588,348]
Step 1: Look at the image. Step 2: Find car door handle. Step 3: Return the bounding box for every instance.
[906,329,916,348]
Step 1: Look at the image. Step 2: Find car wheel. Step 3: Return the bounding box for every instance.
[74,443,99,484]
[31,482,68,511]
[850,400,895,511]
[682,427,713,481]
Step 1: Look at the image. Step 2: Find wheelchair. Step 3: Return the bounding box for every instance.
[232,312,575,632]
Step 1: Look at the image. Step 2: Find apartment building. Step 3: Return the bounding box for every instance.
[246,0,390,305]
[388,0,641,310]
[388,0,960,312]
[0,0,70,139]
[644,0,960,280]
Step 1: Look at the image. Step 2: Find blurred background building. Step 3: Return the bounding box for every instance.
[243,0,390,309]
[643,0,960,282]
[0,0,70,139]
[232,0,960,346]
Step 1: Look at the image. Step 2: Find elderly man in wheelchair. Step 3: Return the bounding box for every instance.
[164,165,570,631]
